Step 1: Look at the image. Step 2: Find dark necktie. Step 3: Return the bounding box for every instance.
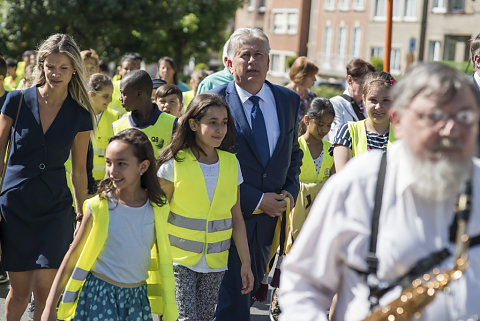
[249,95,270,167]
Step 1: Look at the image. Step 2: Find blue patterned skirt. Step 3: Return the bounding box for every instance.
[73,273,153,321]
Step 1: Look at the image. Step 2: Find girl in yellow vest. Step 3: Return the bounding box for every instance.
[87,73,119,185]
[42,129,178,321]
[290,97,336,243]
[157,93,254,321]
[331,71,396,171]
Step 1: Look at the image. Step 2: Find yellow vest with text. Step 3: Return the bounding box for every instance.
[112,112,176,158]
[298,135,333,183]
[348,119,396,157]
[92,109,119,180]
[168,148,238,269]
[56,195,178,321]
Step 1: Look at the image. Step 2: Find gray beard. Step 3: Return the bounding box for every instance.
[403,144,471,202]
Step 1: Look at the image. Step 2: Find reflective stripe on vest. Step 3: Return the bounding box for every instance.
[56,195,178,321]
[168,211,232,232]
[92,109,119,181]
[112,111,176,158]
[348,119,396,157]
[298,135,333,183]
[168,148,237,269]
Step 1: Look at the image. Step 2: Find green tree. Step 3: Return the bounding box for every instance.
[0,0,242,66]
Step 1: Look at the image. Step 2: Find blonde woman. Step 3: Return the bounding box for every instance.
[0,33,94,321]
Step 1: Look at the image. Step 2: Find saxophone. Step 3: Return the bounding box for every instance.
[362,183,471,321]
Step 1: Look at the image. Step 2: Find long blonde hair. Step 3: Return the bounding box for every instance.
[33,33,95,127]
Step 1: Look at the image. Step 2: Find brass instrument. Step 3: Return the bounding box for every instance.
[362,182,471,321]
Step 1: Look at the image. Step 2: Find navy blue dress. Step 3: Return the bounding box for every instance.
[0,86,92,271]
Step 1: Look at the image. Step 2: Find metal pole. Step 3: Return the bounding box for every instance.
[384,0,393,72]
[418,0,429,61]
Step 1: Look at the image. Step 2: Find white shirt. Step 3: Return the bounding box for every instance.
[325,89,367,143]
[279,141,480,321]
[91,198,155,284]
[234,82,280,157]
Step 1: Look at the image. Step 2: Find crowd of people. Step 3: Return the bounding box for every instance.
[0,26,478,321]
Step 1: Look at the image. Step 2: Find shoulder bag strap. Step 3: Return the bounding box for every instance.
[341,94,366,121]
[0,91,24,192]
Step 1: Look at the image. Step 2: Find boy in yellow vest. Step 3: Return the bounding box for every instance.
[112,70,177,158]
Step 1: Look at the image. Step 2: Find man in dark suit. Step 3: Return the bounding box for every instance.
[211,28,302,321]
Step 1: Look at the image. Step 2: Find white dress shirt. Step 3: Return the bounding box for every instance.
[279,141,480,321]
[234,82,280,157]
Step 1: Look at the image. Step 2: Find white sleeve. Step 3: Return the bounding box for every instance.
[157,158,175,182]
[325,96,346,143]
[237,158,243,185]
[278,173,359,321]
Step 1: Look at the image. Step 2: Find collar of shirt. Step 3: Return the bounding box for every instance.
[130,104,161,128]
[235,82,269,105]
[95,112,103,125]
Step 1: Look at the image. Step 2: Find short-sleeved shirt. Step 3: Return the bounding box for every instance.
[328,122,389,156]
[0,86,93,271]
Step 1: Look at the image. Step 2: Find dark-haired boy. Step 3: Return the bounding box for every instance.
[154,84,183,117]
[112,70,177,158]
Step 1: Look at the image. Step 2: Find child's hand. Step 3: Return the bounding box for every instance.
[240,263,254,294]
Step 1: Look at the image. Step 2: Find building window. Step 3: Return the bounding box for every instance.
[272,10,298,35]
[273,13,286,34]
[374,0,386,17]
[404,0,417,20]
[325,0,336,11]
[391,48,401,72]
[248,0,254,11]
[337,26,348,69]
[352,27,362,57]
[323,26,333,67]
[287,12,298,34]
[258,0,265,12]
[428,41,442,61]
[353,0,364,10]
[271,54,280,72]
[339,0,349,11]
[450,0,465,13]
[371,47,384,58]
[432,0,446,13]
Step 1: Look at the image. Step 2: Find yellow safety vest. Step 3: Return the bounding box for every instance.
[348,119,396,157]
[107,80,127,116]
[57,195,178,321]
[298,135,333,183]
[112,112,176,158]
[92,109,119,180]
[168,148,238,269]
[4,76,21,91]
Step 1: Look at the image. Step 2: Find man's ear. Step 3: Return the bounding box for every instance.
[227,59,234,74]
[389,108,403,139]
[475,54,480,70]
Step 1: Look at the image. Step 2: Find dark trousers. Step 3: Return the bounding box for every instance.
[214,225,271,321]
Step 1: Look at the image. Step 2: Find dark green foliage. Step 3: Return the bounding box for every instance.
[0,0,242,66]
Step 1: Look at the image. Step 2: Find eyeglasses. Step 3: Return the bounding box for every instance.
[410,108,478,127]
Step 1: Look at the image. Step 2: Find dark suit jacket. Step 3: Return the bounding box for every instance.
[211,80,302,246]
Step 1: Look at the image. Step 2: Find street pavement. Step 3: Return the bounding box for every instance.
[0,280,271,321]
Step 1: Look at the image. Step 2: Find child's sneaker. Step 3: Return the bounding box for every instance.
[0,267,8,284]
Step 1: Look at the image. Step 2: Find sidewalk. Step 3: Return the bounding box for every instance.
[0,281,271,321]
